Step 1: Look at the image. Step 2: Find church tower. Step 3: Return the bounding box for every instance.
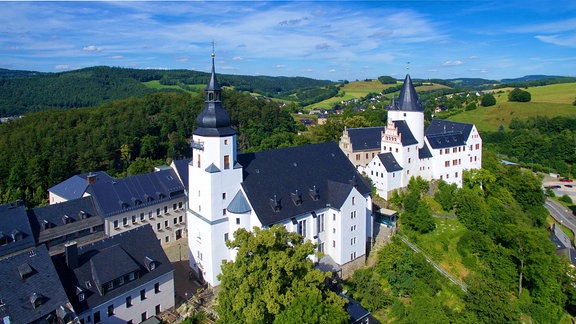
[187,51,243,286]
[387,74,425,148]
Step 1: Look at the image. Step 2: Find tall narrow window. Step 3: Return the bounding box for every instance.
[297,220,307,238]
[224,155,230,169]
[197,154,201,168]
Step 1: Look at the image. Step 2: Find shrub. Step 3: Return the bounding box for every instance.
[560,194,573,204]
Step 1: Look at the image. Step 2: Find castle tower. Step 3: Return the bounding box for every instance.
[387,74,425,148]
[187,51,243,286]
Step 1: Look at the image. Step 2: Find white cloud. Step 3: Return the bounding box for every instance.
[232,56,244,61]
[442,60,463,66]
[275,64,286,68]
[110,55,123,59]
[328,69,336,73]
[535,34,576,48]
[83,45,102,52]
[55,64,71,70]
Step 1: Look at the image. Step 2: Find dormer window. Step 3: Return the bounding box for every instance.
[270,195,281,212]
[79,211,88,219]
[12,229,23,241]
[145,257,156,271]
[291,190,303,206]
[30,292,43,309]
[62,215,71,224]
[43,220,51,230]
[309,186,320,201]
[0,233,7,246]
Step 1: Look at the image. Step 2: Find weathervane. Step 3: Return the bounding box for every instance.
[211,40,216,58]
[406,61,410,71]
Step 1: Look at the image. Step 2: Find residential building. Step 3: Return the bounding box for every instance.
[52,225,175,324]
[27,196,105,254]
[339,126,384,168]
[85,169,187,245]
[0,245,77,323]
[358,74,482,198]
[187,53,373,286]
[48,171,114,205]
[0,200,35,259]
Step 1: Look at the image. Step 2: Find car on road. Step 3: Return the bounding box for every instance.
[565,184,573,188]
[560,177,573,182]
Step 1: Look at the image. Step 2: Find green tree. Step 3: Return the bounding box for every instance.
[378,76,397,84]
[434,180,457,212]
[216,226,349,323]
[508,88,532,102]
[481,93,496,107]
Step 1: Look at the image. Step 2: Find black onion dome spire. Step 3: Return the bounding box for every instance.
[194,52,235,137]
[389,74,424,112]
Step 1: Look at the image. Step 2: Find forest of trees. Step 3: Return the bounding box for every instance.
[0,89,303,205]
[0,66,335,117]
[345,151,574,322]
[483,116,576,176]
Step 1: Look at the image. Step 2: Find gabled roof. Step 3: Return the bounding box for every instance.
[389,74,424,112]
[342,294,371,324]
[425,119,474,149]
[0,245,72,323]
[52,225,173,314]
[171,159,191,191]
[237,142,371,226]
[418,142,433,159]
[0,201,35,258]
[377,153,403,173]
[393,120,418,146]
[48,171,114,201]
[27,196,103,247]
[346,126,383,151]
[86,169,185,217]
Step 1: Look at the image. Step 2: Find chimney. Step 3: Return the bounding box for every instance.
[65,241,78,269]
[86,173,97,185]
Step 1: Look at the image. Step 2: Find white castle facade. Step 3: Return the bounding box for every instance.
[359,75,482,198]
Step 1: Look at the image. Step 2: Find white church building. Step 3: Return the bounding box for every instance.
[186,54,373,286]
[360,74,482,199]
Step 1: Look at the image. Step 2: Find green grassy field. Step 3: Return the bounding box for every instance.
[447,83,576,132]
[306,80,450,110]
[142,80,205,92]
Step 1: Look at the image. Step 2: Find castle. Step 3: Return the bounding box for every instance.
[341,75,482,198]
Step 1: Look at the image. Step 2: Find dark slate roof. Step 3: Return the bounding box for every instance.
[52,225,174,314]
[194,53,236,137]
[377,153,403,173]
[86,169,185,218]
[418,142,433,159]
[0,201,35,258]
[48,171,114,201]
[425,119,474,149]
[172,159,191,191]
[389,74,424,112]
[346,126,383,151]
[393,120,418,146]
[227,190,252,214]
[237,142,371,226]
[341,294,371,323]
[0,245,72,323]
[27,196,103,246]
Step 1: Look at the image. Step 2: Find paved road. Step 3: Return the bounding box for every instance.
[545,198,576,237]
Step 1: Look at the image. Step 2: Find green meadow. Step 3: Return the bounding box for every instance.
[447,83,576,132]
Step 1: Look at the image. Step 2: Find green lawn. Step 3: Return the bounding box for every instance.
[447,83,576,132]
[142,80,204,92]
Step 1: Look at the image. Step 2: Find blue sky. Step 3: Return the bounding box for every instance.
[1,1,575,81]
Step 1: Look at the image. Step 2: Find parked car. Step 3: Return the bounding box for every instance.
[560,177,573,182]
